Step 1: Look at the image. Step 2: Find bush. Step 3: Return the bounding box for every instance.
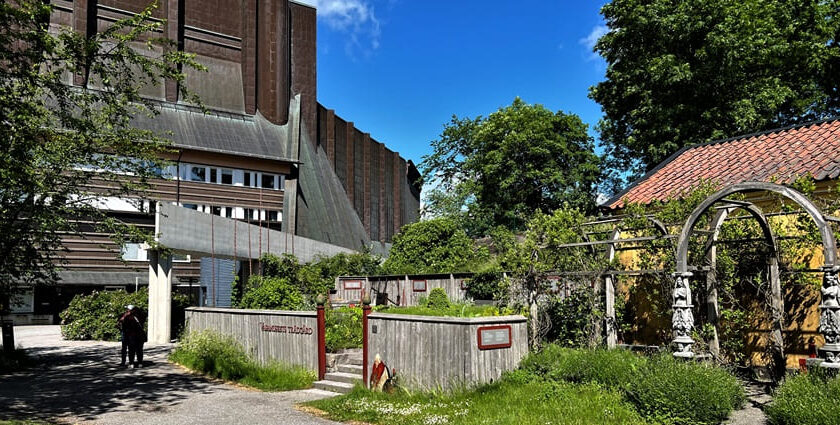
[427,288,450,310]
[170,330,315,391]
[766,372,840,425]
[60,288,190,341]
[382,217,489,274]
[520,346,744,425]
[238,276,304,310]
[465,270,507,300]
[325,306,363,352]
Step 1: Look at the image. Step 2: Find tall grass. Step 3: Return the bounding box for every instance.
[520,346,744,425]
[309,380,649,425]
[170,330,315,391]
[765,372,840,425]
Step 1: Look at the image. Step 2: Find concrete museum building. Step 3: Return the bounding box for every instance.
[9,0,421,327]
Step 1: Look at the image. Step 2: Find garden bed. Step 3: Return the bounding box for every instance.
[306,346,745,425]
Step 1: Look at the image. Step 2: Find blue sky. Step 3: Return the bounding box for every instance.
[302,0,608,167]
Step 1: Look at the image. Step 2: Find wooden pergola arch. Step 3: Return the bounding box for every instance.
[671,182,840,369]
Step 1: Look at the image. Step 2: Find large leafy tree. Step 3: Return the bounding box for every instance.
[382,218,489,275]
[421,98,601,235]
[591,0,840,186]
[0,1,200,310]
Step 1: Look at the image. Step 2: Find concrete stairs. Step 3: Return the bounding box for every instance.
[313,349,363,394]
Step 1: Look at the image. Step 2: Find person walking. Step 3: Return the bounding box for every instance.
[122,305,146,368]
[116,305,133,367]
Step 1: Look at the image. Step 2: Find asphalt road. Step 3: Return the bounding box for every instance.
[0,326,341,425]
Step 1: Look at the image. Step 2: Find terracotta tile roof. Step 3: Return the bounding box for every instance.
[605,119,840,209]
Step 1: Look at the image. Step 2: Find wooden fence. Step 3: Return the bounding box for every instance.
[366,312,528,390]
[185,307,320,371]
[334,273,474,306]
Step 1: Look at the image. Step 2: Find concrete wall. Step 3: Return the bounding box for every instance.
[367,313,528,390]
[333,273,473,306]
[185,307,318,370]
[157,202,355,262]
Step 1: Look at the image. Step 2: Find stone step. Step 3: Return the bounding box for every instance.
[338,364,363,374]
[302,388,342,398]
[325,371,362,384]
[313,380,355,394]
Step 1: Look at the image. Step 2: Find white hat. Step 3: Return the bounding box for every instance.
[126,305,135,310]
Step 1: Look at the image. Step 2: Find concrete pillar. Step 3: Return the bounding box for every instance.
[148,250,173,344]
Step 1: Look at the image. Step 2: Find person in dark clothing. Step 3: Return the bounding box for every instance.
[121,306,146,368]
[116,305,133,367]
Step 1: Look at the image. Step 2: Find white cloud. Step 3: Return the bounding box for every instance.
[579,24,608,61]
[300,0,381,58]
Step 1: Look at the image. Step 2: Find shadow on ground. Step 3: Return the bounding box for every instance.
[0,344,220,422]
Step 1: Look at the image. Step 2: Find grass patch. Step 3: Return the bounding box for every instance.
[765,371,840,425]
[308,380,649,425]
[522,346,744,425]
[376,304,505,317]
[0,349,34,374]
[170,330,315,391]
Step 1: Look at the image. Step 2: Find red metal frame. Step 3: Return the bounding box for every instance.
[316,304,326,380]
[412,280,427,292]
[362,302,372,388]
[343,279,363,290]
[477,325,512,350]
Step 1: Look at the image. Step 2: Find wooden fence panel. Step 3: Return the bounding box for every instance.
[185,307,318,370]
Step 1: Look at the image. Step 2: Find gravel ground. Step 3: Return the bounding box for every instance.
[0,326,341,425]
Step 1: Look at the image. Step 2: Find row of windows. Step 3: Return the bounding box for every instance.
[121,243,190,262]
[180,203,282,222]
[159,163,285,191]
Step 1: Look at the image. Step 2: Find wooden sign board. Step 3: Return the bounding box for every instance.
[477,325,512,350]
[343,279,363,290]
[412,280,427,292]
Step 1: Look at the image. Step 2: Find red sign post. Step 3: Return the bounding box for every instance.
[362,294,372,388]
[316,294,327,380]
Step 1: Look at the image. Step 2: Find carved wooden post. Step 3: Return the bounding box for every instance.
[768,255,785,377]
[362,294,372,387]
[316,294,326,380]
[819,267,840,368]
[672,272,695,358]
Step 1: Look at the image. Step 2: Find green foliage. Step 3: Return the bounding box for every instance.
[0,1,202,305]
[765,372,840,425]
[521,346,744,425]
[382,217,488,274]
[236,251,381,310]
[420,98,602,234]
[464,270,508,300]
[307,378,648,425]
[237,277,304,311]
[426,288,450,310]
[591,0,840,185]
[325,306,363,352]
[377,303,508,318]
[60,288,191,341]
[170,330,315,391]
[544,287,601,348]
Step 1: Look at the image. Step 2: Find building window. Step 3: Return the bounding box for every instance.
[183,203,198,210]
[244,172,252,187]
[173,253,191,263]
[261,173,275,189]
[210,168,218,183]
[221,169,233,185]
[268,211,280,222]
[211,206,221,216]
[121,243,148,261]
[190,166,206,182]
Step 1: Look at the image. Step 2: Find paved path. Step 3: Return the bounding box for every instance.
[725,381,771,425]
[0,326,341,425]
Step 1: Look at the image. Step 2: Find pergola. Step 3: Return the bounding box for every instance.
[551,182,840,370]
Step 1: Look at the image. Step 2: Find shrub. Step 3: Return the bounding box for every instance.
[544,287,600,347]
[325,306,363,352]
[170,330,315,391]
[238,276,304,310]
[382,217,489,274]
[60,288,190,341]
[519,346,744,425]
[765,372,840,425]
[427,288,450,310]
[465,270,507,300]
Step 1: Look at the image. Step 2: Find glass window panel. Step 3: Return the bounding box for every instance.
[210,168,218,183]
[261,173,275,189]
[244,172,251,187]
[190,166,206,182]
[221,169,233,185]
